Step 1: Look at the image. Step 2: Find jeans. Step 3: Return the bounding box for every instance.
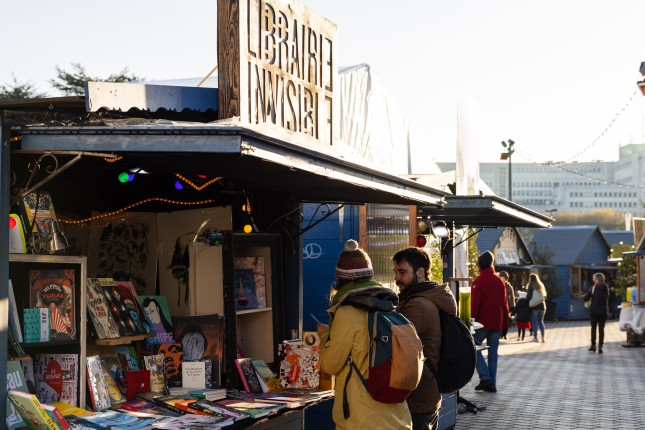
[590,314,607,346]
[411,411,439,430]
[531,309,545,338]
[474,329,501,388]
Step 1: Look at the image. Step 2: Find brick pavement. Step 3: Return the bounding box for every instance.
[453,320,645,429]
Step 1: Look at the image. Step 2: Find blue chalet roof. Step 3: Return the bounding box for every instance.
[529,226,610,266]
[601,230,635,246]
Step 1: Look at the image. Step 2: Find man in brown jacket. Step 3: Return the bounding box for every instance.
[393,247,458,430]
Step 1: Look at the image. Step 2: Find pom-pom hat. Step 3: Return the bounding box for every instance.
[335,239,373,280]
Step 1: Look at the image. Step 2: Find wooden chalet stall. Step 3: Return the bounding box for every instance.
[0,0,452,426]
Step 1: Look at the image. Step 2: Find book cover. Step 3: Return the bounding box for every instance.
[8,280,23,343]
[86,355,111,411]
[8,325,27,357]
[64,410,156,429]
[50,401,95,417]
[100,360,125,406]
[18,357,37,395]
[251,360,283,392]
[143,354,166,394]
[182,361,206,389]
[187,399,249,421]
[86,278,120,340]
[157,396,211,416]
[20,191,58,255]
[216,399,282,419]
[34,353,78,406]
[135,392,187,416]
[8,389,59,430]
[119,397,182,417]
[41,404,72,430]
[23,308,43,344]
[277,340,321,389]
[114,280,151,334]
[38,308,50,342]
[6,361,29,430]
[115,346,139,371]
[29,269,75,340]
[172,314,223,387]
[149,413,235,429]
[234,256,267,307]
[187,388,227,401]
[233,267,260,309]
[100,354,127,395]
[255,395,306,408]
[98,278,138,336]
[126,370,151,401]
[153,343,183,388]
[235,358,262,393]
[139,295,176,347]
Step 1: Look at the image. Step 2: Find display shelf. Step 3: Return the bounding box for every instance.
[93,333,156,346]
[236,307,273,316]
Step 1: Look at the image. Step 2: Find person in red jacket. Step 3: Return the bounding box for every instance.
[471,251,509,393]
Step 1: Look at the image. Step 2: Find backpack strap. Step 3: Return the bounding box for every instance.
[343,355,368,419]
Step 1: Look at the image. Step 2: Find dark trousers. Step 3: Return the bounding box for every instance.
[412,411,439,430]
[590,314,607,346]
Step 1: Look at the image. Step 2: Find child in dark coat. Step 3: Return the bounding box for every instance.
[513,291,532,341]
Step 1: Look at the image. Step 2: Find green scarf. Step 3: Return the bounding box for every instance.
[331,279,382,306]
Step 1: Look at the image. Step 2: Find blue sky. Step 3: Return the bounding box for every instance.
[2,1,645,166]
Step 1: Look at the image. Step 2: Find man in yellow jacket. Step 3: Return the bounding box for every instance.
[317,240,412,430]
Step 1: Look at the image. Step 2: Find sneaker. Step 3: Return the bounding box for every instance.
[483,386,497,393]
[474,379,493,391]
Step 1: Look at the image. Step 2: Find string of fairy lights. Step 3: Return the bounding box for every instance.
[515,88,645,189]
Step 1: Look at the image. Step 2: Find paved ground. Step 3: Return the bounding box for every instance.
[454,320,645,429]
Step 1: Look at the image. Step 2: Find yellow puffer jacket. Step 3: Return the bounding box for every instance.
[319,284,412,430]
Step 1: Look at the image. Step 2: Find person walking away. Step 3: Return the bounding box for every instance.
[583,272,610,353]
[393,247,457,430]
[317,240,412,430]
[512,291,532,341]
[526,273,547,343]
[498,271,515,340]
[471,251,509,393]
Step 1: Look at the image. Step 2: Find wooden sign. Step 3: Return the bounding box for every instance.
[218,0,337,146]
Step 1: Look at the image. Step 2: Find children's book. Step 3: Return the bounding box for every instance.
[6,361,29,430]
[8,389,59,430]
[34,353,78,406]
[114,280,150,334]
[86,278,120,340]
[143,354,166,394]
[29,269,75,340]
[139,295,175,347]
[152,343,183,388]
[86,355,111,411]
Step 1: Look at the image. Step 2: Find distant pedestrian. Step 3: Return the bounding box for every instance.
[498,271,515,340]
[583,272,610,353]
[512,291,532,341]
[526,273,547,343]
[471,251,509,393]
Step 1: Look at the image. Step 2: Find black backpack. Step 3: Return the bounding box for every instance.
[427,309,476,393]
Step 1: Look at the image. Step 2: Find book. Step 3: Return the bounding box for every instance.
[277,339,321,389]
[7,389,59,430]
[126,370,151,401]
[87,355,112,411]
[34,353,79,406]
[6,361,29,430]
[114,280,151,334]
[50,401,95,417]
[187,388,227,401]
[101,354,127,395]
[7,325,27,357]
[20,191,58,254]
[29,268,76,340]
[119,397,182,417]
[64,410,156,429]
[149,413,236,429]
[8,280,23,343]
[152,343,183,388]
[251,359,283,392]
[98,278,138,336]
[234,256,267,307]
[23,307,49,343]
[182,361,206,389]
[160,397,211,416]
[143,354,166,394]
[19,357,37,395]
[139,296,176,347]
[185,399,250,421]
[235,358,262,393]
[216,399,283,419]
[233,267,260,309]
[85,278,120,340]
[171,314,223,387]
[115,346,139,371]
[134,393,187,416]
[254,395,306,408]
[41,404,72,430]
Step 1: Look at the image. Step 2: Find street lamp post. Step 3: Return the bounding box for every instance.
[500,139,515,200]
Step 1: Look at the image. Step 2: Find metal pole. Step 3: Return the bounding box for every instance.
[509,153,512,201]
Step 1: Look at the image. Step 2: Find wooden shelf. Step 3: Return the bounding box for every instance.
[93,333,155,346]
[21,339,80,348]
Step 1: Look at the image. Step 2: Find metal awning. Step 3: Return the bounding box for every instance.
[418,195,552,228]
[15,124,448,208]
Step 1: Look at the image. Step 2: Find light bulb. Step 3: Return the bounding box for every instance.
[243,224,253,234]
